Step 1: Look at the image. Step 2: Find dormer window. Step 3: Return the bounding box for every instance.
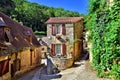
[0,17,13,43]
[23,30,32,43]
[4,28,13,42]
[5,31,9,42]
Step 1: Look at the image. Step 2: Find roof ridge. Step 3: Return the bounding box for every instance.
[46,17,83,24]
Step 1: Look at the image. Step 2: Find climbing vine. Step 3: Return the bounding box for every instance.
[86,0,120,79]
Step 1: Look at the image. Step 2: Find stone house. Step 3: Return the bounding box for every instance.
[0,12,41,80]
[44,17,84,69]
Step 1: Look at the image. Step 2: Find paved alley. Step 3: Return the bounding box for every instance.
[31,60,110,80]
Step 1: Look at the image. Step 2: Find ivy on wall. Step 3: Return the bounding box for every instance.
[86,0,120,79]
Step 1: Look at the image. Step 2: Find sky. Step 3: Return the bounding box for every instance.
[28,0,89,14]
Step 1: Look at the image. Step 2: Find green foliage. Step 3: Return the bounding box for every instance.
[0,0,15,16]
[0,0,83,32]
[34,31,46,35]
[109,63,120,80]
[86,0,120,79]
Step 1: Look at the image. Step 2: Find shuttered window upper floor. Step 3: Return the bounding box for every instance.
[51,24,66,36]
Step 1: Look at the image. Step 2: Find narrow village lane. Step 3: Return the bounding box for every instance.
[52,60,110,80]
[31,60,111,80]
[16,60,111,80]
[16,65,43,80]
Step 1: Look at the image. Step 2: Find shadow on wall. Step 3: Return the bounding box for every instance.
[39,66,62,80]
[39,55,62,80]
[46,55,60,75]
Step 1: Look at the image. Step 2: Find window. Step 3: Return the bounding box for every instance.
[23,31,32,43]
[52,24,66,35]
[42,47,44,51]
[56,26,61,34]
[5,32,9,42]
[55,44,62,55]
[51,44,66,56]
[4,28,13,42]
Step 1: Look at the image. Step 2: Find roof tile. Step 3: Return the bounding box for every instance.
[46,17,83,24]
[0,12,40,56]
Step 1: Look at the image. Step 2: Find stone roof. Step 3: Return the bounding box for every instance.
[45,17,83,24]
[0,12,40,56]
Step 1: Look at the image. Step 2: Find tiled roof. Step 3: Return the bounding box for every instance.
[0,17,7,27]
[45,17,83,24]
[0,12,40,56]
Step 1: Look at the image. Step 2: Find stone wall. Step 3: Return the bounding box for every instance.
[47,23,74,56]
[52,57,74,70]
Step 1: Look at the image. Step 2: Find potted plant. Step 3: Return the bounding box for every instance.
[56,34,61,39]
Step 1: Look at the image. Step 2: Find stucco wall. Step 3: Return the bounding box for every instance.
[40,46,48,58]
[0,47,41,80]
[74,21,83,60]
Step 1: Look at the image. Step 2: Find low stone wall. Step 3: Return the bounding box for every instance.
[52,57,74,70]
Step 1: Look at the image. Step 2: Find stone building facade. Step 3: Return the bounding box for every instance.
[44,17,84,69]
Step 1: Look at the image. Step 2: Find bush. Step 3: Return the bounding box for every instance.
[86,0,120,79]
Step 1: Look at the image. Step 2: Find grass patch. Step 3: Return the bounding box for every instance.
[34,31,46,35]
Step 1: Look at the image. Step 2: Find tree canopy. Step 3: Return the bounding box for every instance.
[0,0,84,32]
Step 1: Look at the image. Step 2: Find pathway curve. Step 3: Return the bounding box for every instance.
[32,60,110,80]
[16,61,110,80]
[16,65,43,80]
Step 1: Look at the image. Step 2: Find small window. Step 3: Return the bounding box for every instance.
[42,48,44,51]
[5,32,9,42]
[23,31,32,43]
[23,31,31,36]
[55,24,61,34]
[26,36,32,43]
[55,44,62,55]
[4,28,13,42]
[56,26,61,34]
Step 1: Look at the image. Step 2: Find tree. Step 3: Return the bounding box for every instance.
[1,0,83,32]
[0,0,15,16]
